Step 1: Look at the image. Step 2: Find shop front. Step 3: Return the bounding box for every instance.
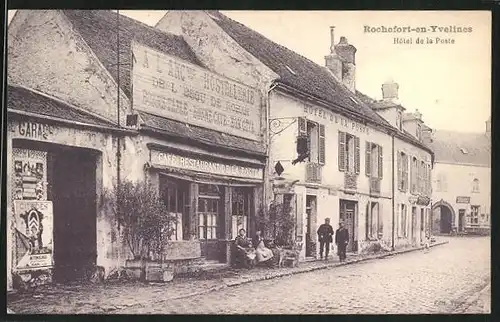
[6,90,127,290]
[145,146,264,263]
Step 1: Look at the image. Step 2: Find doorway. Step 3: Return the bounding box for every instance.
[305,195,317,258]
[340,200,357,252]
[439,206,453,234]
[198,184,224,260]
[159,176,190,241]
[458,209,466,232]
[51,147,97,283]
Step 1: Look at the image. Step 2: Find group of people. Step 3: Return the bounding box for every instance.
[234,217,350,266]
[235,229,274,266]
[317,218,349,262]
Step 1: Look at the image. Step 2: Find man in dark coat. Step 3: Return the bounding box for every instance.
[317,218,334,260]
[335,221,349,262]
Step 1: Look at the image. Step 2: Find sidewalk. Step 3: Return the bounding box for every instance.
[7,240,448,315]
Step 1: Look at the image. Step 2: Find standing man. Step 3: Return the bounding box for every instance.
[317,218,334,260]
[335,221,349,262]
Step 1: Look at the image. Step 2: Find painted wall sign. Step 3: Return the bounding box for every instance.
[131,42,262,141]
[16,121,53,140]
[14,200,54,271]
[151,150,263,180]
[12,148,47,201]
[303,103,370,134]
[456,196,471,204]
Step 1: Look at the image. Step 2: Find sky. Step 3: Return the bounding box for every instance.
[7,10,492,133]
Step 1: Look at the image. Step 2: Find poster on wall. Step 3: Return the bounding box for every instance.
[12,148,47,201]
[14,200,53,270]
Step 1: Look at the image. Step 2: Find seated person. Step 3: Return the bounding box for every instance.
[234,229,255,267]
[253,230,274,263]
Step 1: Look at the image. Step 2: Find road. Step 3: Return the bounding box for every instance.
[118,236,490,314]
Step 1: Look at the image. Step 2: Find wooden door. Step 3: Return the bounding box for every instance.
[340,201,356,252]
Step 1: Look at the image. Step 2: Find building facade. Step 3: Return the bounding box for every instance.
[6,10,268,291]
[156,11,434,259]
[426,120,491,235]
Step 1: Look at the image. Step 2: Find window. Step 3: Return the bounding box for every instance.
[397,152,409,191]
[198,184,221,240]
[160,177,187,241]
[471,206,480,225]
[436,173,447,192]
[339,131,360,174]
[400,204,408,238]
[419,161,425,194]
[472,178,480,193]
[298,118,325,165]
[365,142,383,179]
[410,157,418,194]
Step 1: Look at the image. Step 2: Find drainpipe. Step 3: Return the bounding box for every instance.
[264,81,278,208]
[391,133,395,250]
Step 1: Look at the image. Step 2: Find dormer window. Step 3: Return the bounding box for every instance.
[396,110,403,131]
[460,148,468,154]
[416,123,422,140]
[472,178,480,193]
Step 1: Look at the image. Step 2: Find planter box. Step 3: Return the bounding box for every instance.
[163,240,202,261]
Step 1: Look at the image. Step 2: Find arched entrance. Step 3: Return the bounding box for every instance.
[432,200,455,234]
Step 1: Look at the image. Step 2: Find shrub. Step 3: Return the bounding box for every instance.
[102,179,177,260]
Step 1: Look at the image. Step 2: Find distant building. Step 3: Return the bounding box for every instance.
[357,81,434,249]
[425,118,491,235]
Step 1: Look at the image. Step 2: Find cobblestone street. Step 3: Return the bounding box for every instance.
[117,236,490,314]
[8,237,490,315]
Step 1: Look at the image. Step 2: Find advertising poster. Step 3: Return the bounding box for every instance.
[12,148,47,201]
[14,200,53,270]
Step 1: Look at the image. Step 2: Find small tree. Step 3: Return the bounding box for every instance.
[257,200,295,247]
[102,179,177,261]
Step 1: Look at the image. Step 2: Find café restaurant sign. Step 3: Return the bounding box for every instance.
[131,42,262,141]
[151,150,263,180]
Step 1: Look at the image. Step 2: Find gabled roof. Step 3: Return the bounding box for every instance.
[426,130,490,167]
[8,85,120,129]
[62,10,205,99]
[138,111,266,156]
[204,11,390,127]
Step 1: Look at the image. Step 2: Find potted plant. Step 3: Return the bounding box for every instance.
[103,179,177,282]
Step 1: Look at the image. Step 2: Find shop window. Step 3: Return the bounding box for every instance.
[231,187,252,239]
[472,179,480,193]
[339,131,360,174]
[366,202,380,239]
[470,206,480,225]
[160,177,189,241]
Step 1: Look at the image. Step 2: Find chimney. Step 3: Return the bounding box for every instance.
[381,79,399,102]
[335,36,357,93]
[325,26,342,81]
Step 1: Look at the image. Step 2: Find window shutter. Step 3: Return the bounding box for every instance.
[365,202,370,239]
[378,145,383,179]
[404,155,408,192]
[298,117,307,135]
[428,164,432,195]
[354,136,360,174]
[397,153,402,190]
[338,131,346,171]
[365,142,372,177]
[295,193,304,237]
[318,124,326,165]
